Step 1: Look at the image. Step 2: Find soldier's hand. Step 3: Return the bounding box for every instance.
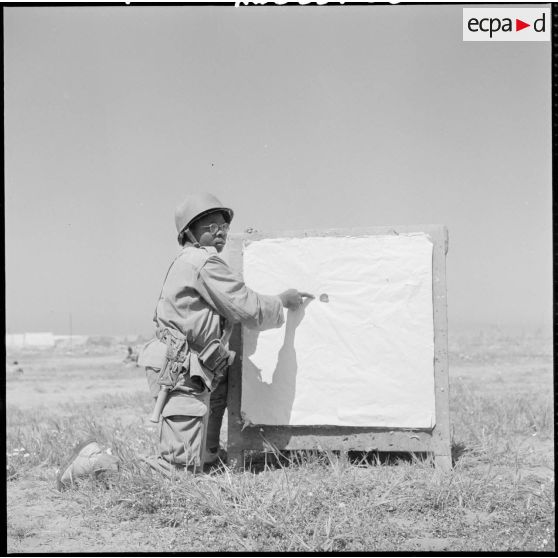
[279,289,315,309]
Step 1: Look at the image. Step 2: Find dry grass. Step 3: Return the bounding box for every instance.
[6,329,555,552]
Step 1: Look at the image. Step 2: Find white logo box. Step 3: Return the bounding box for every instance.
[463,8,550,42]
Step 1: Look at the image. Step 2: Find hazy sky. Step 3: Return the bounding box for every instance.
[4,4,552,336]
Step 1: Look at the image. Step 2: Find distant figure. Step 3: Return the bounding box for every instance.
[123,346,139,365]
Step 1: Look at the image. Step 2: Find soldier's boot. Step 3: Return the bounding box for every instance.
[56,439,119,491]
[203,448,223,465]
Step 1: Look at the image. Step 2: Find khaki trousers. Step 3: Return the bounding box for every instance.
[146,367,210,470]
[160,414,208,469]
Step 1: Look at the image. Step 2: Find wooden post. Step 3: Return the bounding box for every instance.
[226,237,246,470]
[431,226,452,470]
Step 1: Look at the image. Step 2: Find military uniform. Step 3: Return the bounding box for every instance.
[139,244,284,471]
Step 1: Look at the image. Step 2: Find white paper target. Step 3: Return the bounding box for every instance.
[240,234,435,428]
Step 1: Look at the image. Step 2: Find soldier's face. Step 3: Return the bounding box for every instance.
[192,211,228,253]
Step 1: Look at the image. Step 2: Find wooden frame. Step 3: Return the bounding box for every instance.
[226,225,451,470]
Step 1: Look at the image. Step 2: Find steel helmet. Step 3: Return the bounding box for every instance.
[174,193,234,235]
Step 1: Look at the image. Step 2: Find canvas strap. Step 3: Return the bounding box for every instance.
[152,249,188,324]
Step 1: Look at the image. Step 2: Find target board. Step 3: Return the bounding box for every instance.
[224,226,450,469]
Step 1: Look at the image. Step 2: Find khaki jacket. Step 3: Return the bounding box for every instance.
[139,244,284,373]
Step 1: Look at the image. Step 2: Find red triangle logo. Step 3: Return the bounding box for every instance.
[516,19,530,31]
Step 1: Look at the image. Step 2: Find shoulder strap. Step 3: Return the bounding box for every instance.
[152,249,188,324]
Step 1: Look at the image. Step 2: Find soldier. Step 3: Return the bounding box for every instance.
[139,193,313,477]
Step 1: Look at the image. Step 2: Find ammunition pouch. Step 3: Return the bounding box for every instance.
[198,339,230,373]
[154,327,236,393]
[188,352,214,393]
[156,328,190,389]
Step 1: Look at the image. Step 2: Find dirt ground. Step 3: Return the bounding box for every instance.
[6,346,155,553]
[5,335,555,553]
[6,349,146,410]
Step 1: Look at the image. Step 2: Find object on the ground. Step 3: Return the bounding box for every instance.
[56,439,120,491]
[319,293,329,303]
[9,361,24,376]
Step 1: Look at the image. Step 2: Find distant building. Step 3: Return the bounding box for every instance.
[6,332,55,348]
[6,334,26,348]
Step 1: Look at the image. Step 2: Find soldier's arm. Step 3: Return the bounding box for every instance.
[196,255,285,331]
